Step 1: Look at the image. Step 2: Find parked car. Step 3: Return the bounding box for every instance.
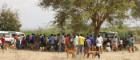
[0,31,25,42]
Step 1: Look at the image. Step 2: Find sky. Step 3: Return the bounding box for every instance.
[0,0,56,30]
[0,0,140,30]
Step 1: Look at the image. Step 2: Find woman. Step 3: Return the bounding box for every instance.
[21,37,27,49]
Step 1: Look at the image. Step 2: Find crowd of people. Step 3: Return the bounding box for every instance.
[0,33,135,54]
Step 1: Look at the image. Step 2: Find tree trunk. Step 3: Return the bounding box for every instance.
[60,25,65,33]
[94,24,101,41]
[91,13,108,42]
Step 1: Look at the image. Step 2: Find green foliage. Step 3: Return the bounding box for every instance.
[132,0,140,18]
[0,7,21,31]
[39,0,137,38]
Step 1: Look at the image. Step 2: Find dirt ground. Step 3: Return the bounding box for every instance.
[0,44,140,60]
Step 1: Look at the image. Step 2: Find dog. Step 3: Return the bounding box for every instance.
[4,43,10,50]
[65,47,76,58]
[84,47,100,58]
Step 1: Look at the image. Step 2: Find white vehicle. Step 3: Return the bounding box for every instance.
[99,32,118,41]
[0,31,13,42]
[0,31,25,42]
[15,32,25,36]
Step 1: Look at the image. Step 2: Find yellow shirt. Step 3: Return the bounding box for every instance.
[79,36,85,45]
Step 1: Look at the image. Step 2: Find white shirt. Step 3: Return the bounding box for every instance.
[120,40,123,45]
[96,36,103,44]
[74,36,79,45]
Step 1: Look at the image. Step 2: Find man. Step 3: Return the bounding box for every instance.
[89,35,94,46]
[112,36,118,51]
[15,35,20,49]
[127,34,135,53]
[49,34,55,51]
[86,37,92,49]
[60,33,65,52]
[73,34,79,54]
[29,34,35,49]
[57,34,61,52]
[96,35,103,53]
[40,34,46,51]
[78,34,85,54]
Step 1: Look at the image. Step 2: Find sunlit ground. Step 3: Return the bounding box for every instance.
[0,44,139,60]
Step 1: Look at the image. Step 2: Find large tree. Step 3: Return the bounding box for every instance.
[132,0,140,18]
[0,8,21,31]
[39,0,136,39]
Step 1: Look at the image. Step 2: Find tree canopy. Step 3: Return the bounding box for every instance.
[0,7,21,31]
[39,0,137,38]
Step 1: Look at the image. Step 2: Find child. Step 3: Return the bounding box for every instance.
[106,38,111,52]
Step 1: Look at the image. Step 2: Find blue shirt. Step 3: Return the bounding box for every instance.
[89,36,94,45]
[49,36,55,44]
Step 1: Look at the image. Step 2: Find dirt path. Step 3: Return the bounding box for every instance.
[0,44,140,60]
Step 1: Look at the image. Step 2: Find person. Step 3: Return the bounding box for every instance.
[131,34,135,52]
[54,34,58,51]
[31,34,36,49]
[73,34,79,54]
[49,34,55,51]
[57,34,61,52]
[40,34,46,51]
[84,36,92,53]
[57,33,65,52]
[89,34,95,46]
[19,35,23,49]
[10,35,16,49]
[15,35,20,49]
[119,39,123,51]
[106,38,111,52]
[78,34,85,54]
[1,35,5,49]
[0,37,2,49]
[96,35,103,53]
[112,36,118,51]
[61,33,65,52]
[86,36,92,49]
[127,34,135,53]
[25,35,30,48]
[65,34,71,50]
[21,37,27,49]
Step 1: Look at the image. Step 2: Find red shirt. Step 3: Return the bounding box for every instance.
[22,39,26,46]
[65,36,70,46]
[1,37,5,45]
